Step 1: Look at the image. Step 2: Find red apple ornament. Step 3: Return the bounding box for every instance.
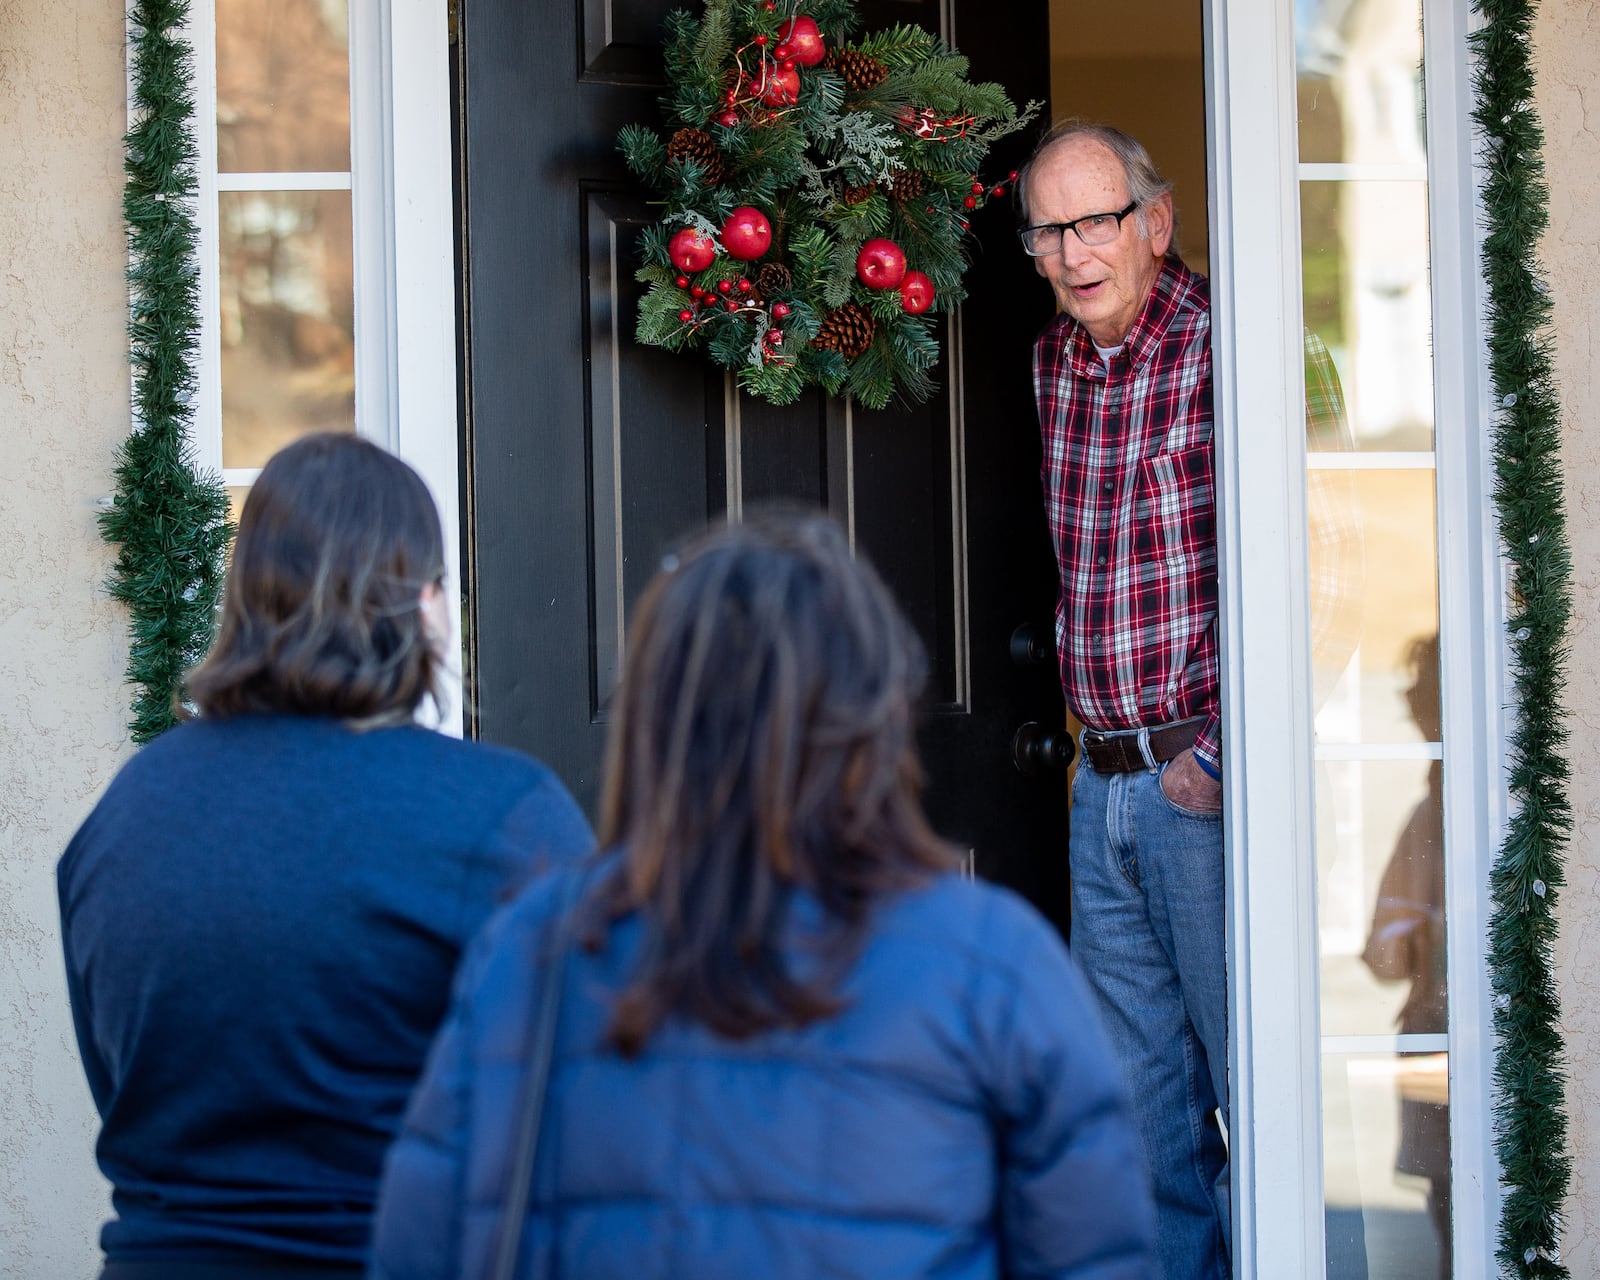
[776,16,826,66]
[719,206,772,261]
[899,270,935,315]
[668,227,717,273]
[758,63,800,107]
[855,238,908,290]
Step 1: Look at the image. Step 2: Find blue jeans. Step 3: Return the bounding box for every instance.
[1069,753,1231,1280]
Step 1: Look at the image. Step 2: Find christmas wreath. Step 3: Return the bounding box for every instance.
[618,0,1037,410]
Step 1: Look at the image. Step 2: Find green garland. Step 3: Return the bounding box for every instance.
[618,1,1034,409]
[103,0,232,743]
[1472,1,1572,1275]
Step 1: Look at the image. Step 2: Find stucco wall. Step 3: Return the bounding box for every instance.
[1536,4,1600,1275]
[0,1,130,1274]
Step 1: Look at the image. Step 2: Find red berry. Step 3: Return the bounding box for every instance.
[963,195,977,209]
[738,279,752,293]
[718,110,739,127]
[991,185,1006,197]
[971,181,984,194]
[675,275,689,289]
[726,90,738,103]
[754,33,768,45]
[774,43,793,60]
[959,219,969,230]
[926,205,935,213]
[1008,169,1019,181]
[725,299,738,312]
[678,309,694,322]
[771,302,791,319]
[717,279,732,293]
[691,285,705,298]
[764,0,776,8]
[782,59,796,72]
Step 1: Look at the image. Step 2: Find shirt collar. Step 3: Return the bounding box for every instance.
[1058,257,1204,379]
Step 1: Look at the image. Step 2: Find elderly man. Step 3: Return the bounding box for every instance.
[1018,121,1230,1280]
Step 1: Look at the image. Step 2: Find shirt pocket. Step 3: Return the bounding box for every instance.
[1131,444,1216,566]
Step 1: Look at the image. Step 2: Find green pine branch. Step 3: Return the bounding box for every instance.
[106,0,232,743]
[1471,0,1573,1275]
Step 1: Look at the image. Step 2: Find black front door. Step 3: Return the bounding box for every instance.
[457,0,1070,928]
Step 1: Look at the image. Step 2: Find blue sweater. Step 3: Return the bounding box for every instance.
[370,862,1158,1280]
[58,715,594,1269]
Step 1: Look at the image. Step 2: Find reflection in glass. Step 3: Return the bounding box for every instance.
[217,0,351,172]
[219,191,355,469]
[1312,471,1438,744]
[1305,333,1364,710]
[1317,756,1445,1038]
[1301,181,1434,451]
[1296,0,1426,166]
[1324,1052,1451,1280]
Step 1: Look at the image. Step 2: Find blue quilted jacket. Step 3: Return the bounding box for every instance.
[369,861,1156,1280]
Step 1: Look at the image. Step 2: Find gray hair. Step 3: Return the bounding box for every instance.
[1014,121,1177,246]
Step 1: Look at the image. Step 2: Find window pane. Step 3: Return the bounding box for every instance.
[1297,0,1426,167]
[1312,470,1439,745]
[1324,1051,1451,1280]
[1302,180,1434,451]
[1318,757,1445,1038]
[219,190,355,469]
[216,0,350,172]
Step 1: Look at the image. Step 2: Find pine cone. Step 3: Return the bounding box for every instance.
[842,182,876,205]
[811,303,875,358]
[888,170,925,202]
[667,127,724,185]
[826,48,888,92]
[756,262,793,297]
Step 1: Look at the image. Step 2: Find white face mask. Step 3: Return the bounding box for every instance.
[420,578,452,658]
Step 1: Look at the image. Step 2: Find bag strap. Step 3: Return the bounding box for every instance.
[488,867,587,1280]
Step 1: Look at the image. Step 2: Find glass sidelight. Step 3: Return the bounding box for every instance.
[1295,2,1453,1276]
[213,0,356,493]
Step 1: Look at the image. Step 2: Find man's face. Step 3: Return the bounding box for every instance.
[1024,138,1173,348]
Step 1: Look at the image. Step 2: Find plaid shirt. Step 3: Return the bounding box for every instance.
[1033,258,1222,770]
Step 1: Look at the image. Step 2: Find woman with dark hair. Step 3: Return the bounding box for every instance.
[58,434,594,1280]
[370,511,1156,1280]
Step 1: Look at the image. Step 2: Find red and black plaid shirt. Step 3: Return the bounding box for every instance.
[1032,258,1221,770]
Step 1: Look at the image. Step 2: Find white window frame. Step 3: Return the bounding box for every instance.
[182,0,462,730]
[1207,0,1503,1275]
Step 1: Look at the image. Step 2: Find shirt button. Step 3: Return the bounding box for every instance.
[1102,481,1113,493]
[1097,555,1108,566]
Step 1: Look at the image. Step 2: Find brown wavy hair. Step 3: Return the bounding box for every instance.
[186,433,445,723]
[594,509,958,1056]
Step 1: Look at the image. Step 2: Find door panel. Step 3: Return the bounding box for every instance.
[461,0,1070,928]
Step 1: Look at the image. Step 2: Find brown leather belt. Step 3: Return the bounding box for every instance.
[1081,718,1204,774]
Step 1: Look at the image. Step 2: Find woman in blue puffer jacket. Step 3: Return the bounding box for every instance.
[369,511,1156,1280]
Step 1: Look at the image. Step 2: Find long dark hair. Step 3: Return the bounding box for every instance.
[595,510,958,1056]
[186,433,446,723]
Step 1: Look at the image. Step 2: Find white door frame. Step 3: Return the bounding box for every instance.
[1205,0,1503,1274]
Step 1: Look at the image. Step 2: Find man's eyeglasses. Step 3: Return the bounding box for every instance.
[1017,202,1140,256]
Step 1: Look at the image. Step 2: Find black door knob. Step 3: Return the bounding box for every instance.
[1009,622,1055,667]
[1011,722,1076,776]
